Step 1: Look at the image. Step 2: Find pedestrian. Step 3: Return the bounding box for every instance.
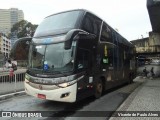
[143,67,148,77]
[150,67,155,78]
[7,59,12,68]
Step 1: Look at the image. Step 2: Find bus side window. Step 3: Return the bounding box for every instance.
[100,23,112,43]
[82,13,102,36]
[82,14,93,34]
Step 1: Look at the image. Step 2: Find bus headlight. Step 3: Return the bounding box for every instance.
[58,83,68,88]
[58,79,77,88]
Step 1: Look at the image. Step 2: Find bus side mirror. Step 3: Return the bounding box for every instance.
[64,40,72,50]
[64,29,96,50]
[10,37,32,60]
[78,33,96,40]
[64,29,80,50]
[33,47,37,57]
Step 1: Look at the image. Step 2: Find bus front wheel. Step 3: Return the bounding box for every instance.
[94,80,103,98]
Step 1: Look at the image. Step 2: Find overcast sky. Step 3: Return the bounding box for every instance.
[1,0,152,41]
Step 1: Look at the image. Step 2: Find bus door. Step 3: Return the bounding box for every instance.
[75,40,94,100]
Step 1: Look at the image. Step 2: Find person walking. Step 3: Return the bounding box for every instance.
[143,67,148,78]
[7,59,12,68]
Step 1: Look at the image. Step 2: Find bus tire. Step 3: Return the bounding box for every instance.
[94,79,103,98]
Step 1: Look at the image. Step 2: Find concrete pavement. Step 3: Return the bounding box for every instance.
[110,76,160,120]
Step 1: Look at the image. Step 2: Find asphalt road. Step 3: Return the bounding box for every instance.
[1,64,159,120]
[0,77,144,120]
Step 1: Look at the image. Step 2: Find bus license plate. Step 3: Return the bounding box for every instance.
[37,94,46,99]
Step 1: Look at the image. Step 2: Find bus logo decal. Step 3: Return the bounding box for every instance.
[43,38,52,44]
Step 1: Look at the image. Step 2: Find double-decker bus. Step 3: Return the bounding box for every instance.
[11,9,136,102]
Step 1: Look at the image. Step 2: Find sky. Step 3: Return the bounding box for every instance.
[0,0,152,41]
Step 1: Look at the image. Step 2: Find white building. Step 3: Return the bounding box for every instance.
[0,33,11,58]
[0,8,24,34]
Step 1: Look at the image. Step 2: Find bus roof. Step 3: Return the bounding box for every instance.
[46,9,134,48]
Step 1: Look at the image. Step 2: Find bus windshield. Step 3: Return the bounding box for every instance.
[34,10,81,36]
[29,41,76,73]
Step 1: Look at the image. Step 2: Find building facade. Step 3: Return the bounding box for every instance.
[149,32,160,53]
[131,32,160,57]
[0,8,24,34]
[0,33,11,58]
[131,38,150,53]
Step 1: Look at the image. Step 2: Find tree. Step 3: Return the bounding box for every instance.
[11,20,38,38]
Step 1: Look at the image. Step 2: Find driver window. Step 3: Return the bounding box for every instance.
[77,48,89,70]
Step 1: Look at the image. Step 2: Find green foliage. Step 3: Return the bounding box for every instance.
[11,20,38,38]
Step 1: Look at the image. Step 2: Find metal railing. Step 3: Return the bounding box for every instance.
[0,60,4,68]
[0,70,26,95]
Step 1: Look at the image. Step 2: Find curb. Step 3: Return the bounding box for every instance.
[0,91,26,101]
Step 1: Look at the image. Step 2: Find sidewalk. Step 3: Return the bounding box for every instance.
[110,77,160,120]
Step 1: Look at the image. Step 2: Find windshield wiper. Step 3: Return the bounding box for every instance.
[43,69,64,75]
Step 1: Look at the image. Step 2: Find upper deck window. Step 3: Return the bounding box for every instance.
[100,23,113,43]
[82,13,102,36]
[34,11,81,37]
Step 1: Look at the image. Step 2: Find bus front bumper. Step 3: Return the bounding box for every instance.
[25,82,77,103]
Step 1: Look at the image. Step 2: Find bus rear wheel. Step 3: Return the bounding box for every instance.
[94,80,103,98]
